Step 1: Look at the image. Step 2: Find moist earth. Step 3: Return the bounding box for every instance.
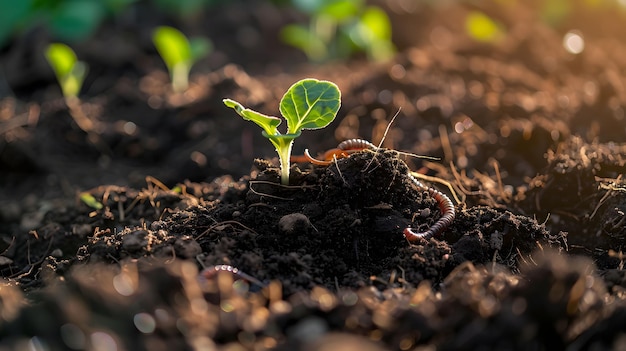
[1,1,626,350]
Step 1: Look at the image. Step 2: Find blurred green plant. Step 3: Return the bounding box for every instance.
[280,0,395,62]
[465,10,504,43]
[152,26,212,93]
[540,0,571,27]
[44,43,88,98]
[0,0,226,48]
[151,0,224,18]
[80,192,103,210]
[0,0,137,47]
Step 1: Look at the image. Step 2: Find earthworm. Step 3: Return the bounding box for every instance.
[403,173,456,242]
[295,138,378,166]
[298,138,455,241]
[337,138,377,151]
[200,264,266,288]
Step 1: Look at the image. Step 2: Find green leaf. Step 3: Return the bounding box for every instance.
[153,26,206,92]
[80,192,103,210]
[45,43,86,97]
[45,43,78,78]
[223,98,282,136]
[152,26,192,71]
[353,6,395,61]
[360,6,392,42]
[540,0,571,27]
[62,60,87,97]
[280,24,327,61]
[279,78,341,133]
[465,11,504,43]
[319,0,360,22]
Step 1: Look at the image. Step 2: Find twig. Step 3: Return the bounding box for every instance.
[492,159,509,203]
[439,124,453,163]
[0,104,40,135]
[197,220,258,239]
[365,108,401,172]
[331,154,348,186]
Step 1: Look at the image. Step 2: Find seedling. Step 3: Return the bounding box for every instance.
[465,11,504,43]
[80,192,103,210]
[280,0,394,62]
[44,43,88,99]
[152,26,211,93]
[223,78,341,185]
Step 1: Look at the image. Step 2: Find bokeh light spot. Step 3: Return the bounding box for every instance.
[90,331,118,351]
[563,30,584,54]
[134,313,157,334]
[60,324,86,350]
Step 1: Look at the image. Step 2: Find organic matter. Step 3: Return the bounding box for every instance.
[2,1,626,349]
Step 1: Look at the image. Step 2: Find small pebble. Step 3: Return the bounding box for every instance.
[278,213,313,235]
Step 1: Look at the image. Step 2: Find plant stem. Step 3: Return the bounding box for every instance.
[171,63,190,93]
[276,139,294,185]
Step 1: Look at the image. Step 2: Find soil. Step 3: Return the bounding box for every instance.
[1,1,626,350]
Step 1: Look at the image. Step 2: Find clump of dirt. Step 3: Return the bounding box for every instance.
[518,136,626,268]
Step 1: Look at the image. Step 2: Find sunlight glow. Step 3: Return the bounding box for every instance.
[112,273,135,296]
[563,31,585,54]
[90,332,118,351]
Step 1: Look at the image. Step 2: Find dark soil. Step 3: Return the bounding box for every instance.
[2,1,626,350]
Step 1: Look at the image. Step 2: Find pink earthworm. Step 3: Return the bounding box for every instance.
[336,138,377,151]
[292,138,377,166]
[403,173,456,242]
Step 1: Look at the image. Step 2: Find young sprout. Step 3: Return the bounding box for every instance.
[44,43,88,99]
[79,192,103,210]
[224,78,341,185]
[280,1,395,62]
[152,26,211,93]
[465,11,504,43]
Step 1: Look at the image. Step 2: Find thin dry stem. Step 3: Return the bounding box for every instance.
[439,124,453,163]
[197,220,258,239]
[331,155,348,186]
[365,108,400,172]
